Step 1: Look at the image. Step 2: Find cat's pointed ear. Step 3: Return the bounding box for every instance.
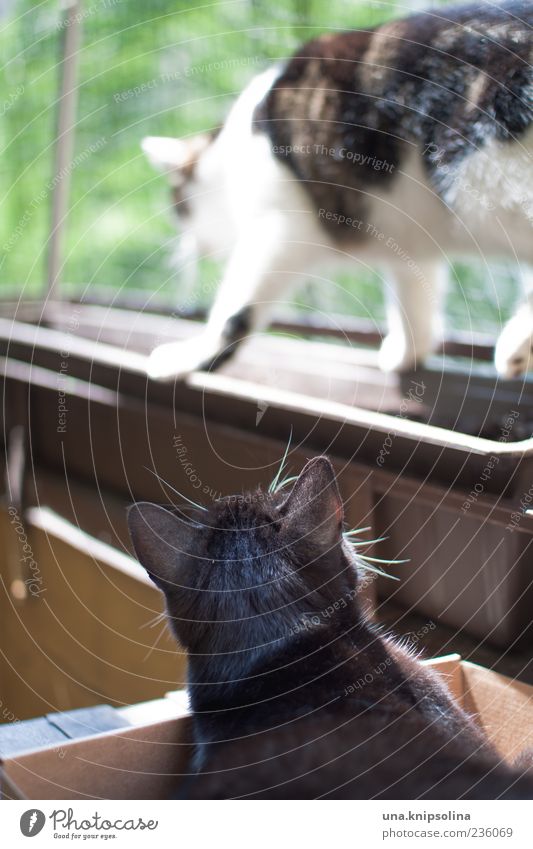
[127,502,199,588]
[279,457,343,553]
[141,134,211,181]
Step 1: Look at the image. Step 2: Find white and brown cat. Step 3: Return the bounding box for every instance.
[143,0,533,380]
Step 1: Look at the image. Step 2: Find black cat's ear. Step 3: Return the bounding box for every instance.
[279,457,343,554]
[127,502,199,588]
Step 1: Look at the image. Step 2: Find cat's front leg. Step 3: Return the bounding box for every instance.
[148,300,258,382]
[378,261,446,372]
[495,271,533,378]
[148,326,235,380]
[148,212,316,381]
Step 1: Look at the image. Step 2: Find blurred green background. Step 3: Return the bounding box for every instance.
[0,0,519,333]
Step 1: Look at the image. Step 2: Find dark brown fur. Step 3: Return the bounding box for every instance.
[128,457,533,799]
[254,1,533,241]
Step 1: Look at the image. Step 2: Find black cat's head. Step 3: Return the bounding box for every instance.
[128,457,361,659]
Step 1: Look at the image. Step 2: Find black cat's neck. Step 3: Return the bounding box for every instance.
[186,614,390,724]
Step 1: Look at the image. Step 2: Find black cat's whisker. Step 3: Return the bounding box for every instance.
[344,534,388,547]
[141,611,167,631]
[354,556,399,580]
[274,474,299,493]
[144,466,208,512]
[343,526,404,579]
[343,527,372,537]
[358,553,409,566]
[354,548,407,580]
[347,538,388,547]
[268,428,293,493]
[143,618,170,662]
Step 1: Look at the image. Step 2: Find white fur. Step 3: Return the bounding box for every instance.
[147,69,333,379]
[145,71,533,380]
[142,136,192,178]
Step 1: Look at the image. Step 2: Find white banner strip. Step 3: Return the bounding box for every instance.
[1,799,531,848]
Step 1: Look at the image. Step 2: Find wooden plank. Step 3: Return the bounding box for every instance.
[0,354,525,501]
[1,313,532,460]
[7,292,495,361]
[2,307,533,497]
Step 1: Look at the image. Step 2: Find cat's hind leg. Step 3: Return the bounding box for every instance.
[148,211,318,380]
[378,260,447,372]
[495,268,533,378]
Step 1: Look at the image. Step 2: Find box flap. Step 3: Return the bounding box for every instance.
[423,654,464,703]
[4,657,532,799]
[0,706,130,760]
[45,705,129,739]
[1,713,193,800]
[0,717,66,758]
[461,661,533,763]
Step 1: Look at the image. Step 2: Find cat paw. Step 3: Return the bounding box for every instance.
[148,334,222,381]
[495,308,533,378]
[378,333,428,373]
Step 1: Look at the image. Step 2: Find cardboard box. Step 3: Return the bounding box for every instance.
[1,655,532,800]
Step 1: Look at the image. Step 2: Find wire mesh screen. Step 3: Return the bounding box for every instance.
[0,0,521,333]
[0,0,57,294]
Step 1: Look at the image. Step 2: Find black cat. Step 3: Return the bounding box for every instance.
[128,457,533,799]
